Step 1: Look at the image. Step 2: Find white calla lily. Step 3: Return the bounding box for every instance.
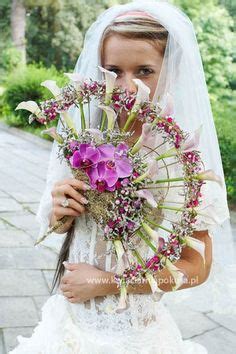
[41,127,63,144]
[145,272,163,301]
[98,105,117,130]
[98,66,117,96]
[165,258,188,291]
[142,222,160,244]
[195,169,223,188]
[41,80,61,98]
[64,72,82,82]
[185,236,206,266]
[116,281,129,313]
[131,123,153,154]
[181,125,202,152]
[132,79,150,107]
[61,112,76,133]
[133,159,158,183]
[114,240,125,275]
[135,189,157,208]
[64,73,83,90]
[15,101,41,117]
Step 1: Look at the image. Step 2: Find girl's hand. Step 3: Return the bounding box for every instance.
[60,262,108,303]
[51,178,90,222]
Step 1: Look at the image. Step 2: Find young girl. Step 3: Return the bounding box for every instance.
[10,1,230,353]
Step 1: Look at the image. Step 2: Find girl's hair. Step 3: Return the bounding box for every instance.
[50,16,169,295]
[100,16,169,63]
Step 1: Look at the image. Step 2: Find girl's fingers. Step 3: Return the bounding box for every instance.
[54,178,90,191]
[55,197,86,213]
[55,185,88,205]
[54,206,81,219]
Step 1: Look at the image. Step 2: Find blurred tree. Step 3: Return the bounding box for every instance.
[26,0,127,70]
[173,0,234,101]
[10,0,26,64]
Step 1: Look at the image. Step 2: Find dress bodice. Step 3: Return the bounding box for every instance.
[58,213,165,334]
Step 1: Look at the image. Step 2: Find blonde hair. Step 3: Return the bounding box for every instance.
[100,16,169,63]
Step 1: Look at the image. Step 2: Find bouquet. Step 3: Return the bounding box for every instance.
[16,66,222,312]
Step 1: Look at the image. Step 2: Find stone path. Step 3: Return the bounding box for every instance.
[0,123,236,353]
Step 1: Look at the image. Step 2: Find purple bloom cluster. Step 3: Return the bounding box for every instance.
[69,142,133,192]
[104,188,142,239]
[155,116,184,148]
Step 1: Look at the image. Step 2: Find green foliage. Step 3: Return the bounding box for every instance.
[0,45,23,72]
[173,0,234,101]
[2,64,68,127]
[213,90,236,203]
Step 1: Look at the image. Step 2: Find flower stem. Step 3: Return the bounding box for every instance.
[136,229,156,253]
[145,218,173,233]
[79,102,86,130]
[122,111,137,132]
[142,140,168,159]
[154,177,185,184]
[132,249,146,268]
[157,205,185,212]
[100,110,107,131]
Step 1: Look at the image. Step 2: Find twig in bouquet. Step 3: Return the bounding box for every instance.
[142,140,168,159]
[159,160,180,170]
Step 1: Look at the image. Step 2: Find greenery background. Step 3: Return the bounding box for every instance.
[0,0,235,204]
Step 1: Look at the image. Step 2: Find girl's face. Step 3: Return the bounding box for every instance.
[102,33,164,137]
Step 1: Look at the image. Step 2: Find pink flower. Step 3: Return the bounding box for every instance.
[69,143,100,172]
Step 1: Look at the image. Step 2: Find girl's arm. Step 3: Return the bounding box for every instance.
[99,229,212,296]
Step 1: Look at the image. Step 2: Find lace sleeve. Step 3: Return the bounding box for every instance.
[35,136,73,247]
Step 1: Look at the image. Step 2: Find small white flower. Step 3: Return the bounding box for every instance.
[195,169,223,188]
[131,123,153,154]
[98,105,117,130]
[142,222,159,244]
[185,236,205,266]
[135,189,157,208]
[132,79,150,107]
[64,73,83,90]
[116,283,129,313]
[41,80,61,98]
[61,112,76,132]
[98,66,117,94]
[181,125,203,152]
[165,258,188,291]
[15,101,41,117]
[145,272,163,301]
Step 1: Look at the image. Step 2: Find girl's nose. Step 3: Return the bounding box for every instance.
[118,75,137,94]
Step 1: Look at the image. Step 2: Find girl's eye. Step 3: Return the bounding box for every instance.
[138,68,154,76]
[108,68,121,76]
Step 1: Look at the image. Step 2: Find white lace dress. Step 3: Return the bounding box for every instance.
[9,212,207,354]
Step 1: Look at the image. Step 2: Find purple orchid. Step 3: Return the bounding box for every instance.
[87,161,118,192]
[98,143,133,178]
[69,143,100,171]
[87,143,133,192]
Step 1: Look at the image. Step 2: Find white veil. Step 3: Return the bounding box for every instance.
[36,0,236,314]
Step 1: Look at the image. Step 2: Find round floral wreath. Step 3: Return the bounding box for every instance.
[16,69,222,312]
